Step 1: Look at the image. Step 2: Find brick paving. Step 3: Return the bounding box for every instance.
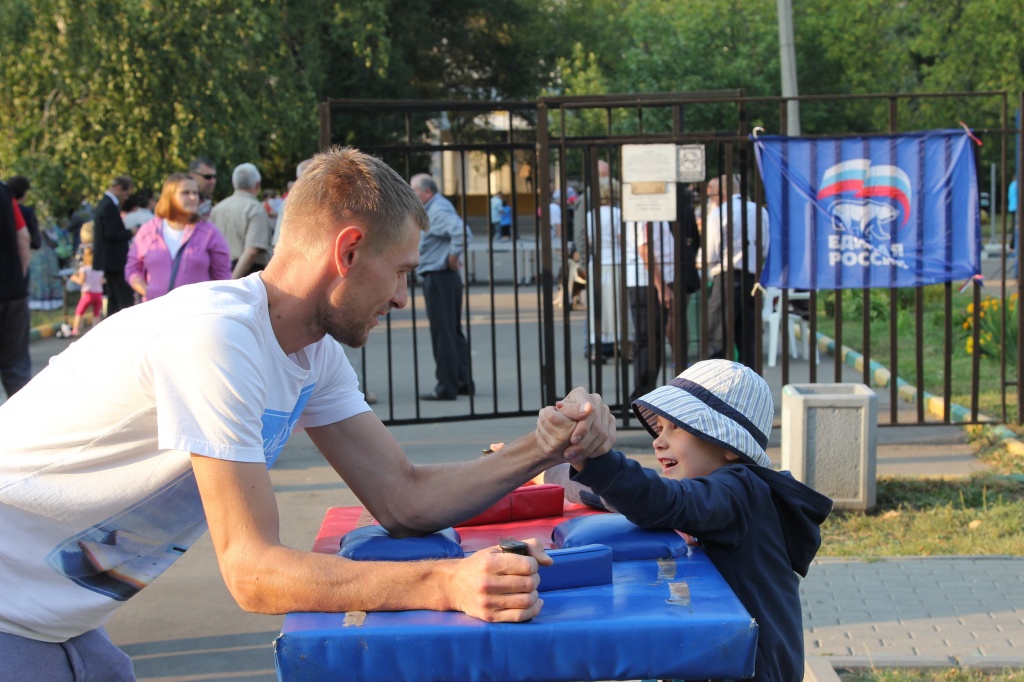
[803,556,1024,668]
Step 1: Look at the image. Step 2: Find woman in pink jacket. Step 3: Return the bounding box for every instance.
[126,173,232,301]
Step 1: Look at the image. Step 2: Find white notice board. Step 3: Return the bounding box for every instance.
[622,181,677,222]
[621,144,678,183]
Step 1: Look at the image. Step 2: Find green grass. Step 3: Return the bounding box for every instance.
[814,286,1019,423]
[820,475,1024,557]
[30,306,73,329]
[966,423,1024,475]
[838,667,1024,682]
[30,288,81,329]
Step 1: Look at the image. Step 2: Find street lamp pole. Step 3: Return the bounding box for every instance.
[777,0,801,136]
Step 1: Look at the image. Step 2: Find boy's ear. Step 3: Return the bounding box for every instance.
[723,451,741,462]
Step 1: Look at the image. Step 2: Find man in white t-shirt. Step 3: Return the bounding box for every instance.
[627,220,675,401]
[701,174,770,369]
[0,147,613,681]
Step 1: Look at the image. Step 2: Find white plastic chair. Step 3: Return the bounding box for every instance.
[762,287,796,367]
[762,287,818,367]
[786,290,817,364]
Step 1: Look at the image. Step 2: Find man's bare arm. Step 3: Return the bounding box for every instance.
[231,246,264,279]
[191,454,549,622]
[17,228,30,276]
[306,394,611,537]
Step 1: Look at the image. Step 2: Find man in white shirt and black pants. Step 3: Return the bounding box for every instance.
[702,174,769,369]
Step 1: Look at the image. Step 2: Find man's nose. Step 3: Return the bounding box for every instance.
[392,275,410,309]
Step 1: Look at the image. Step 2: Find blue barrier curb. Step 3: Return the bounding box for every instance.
[815,332,1024,456]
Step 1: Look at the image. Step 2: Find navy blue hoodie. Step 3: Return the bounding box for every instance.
[549,452,833,682]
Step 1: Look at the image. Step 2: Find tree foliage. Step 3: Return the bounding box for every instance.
[4,0,1024,220]
[0,0,564,219]
[553,0,1024,140]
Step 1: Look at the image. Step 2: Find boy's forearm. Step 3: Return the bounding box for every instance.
[571,451,675,526]
[545,462,616,512]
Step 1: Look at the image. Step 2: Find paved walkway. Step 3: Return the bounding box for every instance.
[803,557,1024,673]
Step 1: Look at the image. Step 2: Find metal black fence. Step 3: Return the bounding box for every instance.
[319,91,1023,429]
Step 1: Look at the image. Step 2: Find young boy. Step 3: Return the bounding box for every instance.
[544,359,833,682]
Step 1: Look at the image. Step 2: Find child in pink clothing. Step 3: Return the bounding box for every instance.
[69,247,104,335]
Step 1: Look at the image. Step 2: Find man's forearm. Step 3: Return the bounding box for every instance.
[223,541,460,615]
[232,247,262,278]
[17,229,30,276]
[379,400,612,536]
[378,432,561,536]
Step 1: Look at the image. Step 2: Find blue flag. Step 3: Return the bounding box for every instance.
[753,129,981,290]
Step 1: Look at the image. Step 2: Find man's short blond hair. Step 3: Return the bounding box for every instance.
[279,147,428,255]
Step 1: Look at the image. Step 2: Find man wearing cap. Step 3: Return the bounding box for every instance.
[543,359,832,682]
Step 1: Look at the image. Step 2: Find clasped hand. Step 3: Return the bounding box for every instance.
[535,387,615,469]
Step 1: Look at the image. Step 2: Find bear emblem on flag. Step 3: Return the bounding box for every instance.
[817,160,912,240]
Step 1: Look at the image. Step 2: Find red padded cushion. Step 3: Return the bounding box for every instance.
[459,484,565,527]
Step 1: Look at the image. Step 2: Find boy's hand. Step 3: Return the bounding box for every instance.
[535,404,577,459]
[535,388,615,467]
[448,539,552,622]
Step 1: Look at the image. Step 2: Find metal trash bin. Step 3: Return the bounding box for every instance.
[781,383,877,512]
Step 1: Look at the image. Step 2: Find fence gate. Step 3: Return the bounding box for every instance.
[319,91,1022,429]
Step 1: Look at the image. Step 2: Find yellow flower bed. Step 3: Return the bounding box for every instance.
[962,293,1018,361]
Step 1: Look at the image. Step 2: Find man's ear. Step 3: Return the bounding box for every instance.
[334,225,367,277]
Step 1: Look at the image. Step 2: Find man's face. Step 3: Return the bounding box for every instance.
[190,164,217,198]
[318,217,421,349]
[705,179,720,203]
[114,184,133,203]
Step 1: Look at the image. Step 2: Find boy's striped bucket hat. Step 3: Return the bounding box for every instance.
[631,359,773,468]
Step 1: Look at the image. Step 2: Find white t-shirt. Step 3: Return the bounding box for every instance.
[124,208,155,232]
[79,265,104,294]
[701,194,770,277]
[0,274,369,641]
[161,220,186,259]
[586,205,624,268]
[549,202,562,241]
[629,221,676,287]
[490,195,504,224]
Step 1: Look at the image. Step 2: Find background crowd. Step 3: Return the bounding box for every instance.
[0,157,306,399]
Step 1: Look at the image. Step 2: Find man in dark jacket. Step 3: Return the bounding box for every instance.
[5,177,39,251]
[0,180,31,397]
[91,175,134,316]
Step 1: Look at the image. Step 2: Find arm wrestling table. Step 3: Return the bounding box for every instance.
[275,491,757,682]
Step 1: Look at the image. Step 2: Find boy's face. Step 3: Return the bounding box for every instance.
[652,415,738,479]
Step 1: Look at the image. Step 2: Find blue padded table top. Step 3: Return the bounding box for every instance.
[275,505,757,682]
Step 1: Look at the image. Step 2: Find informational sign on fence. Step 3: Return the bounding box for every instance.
[677,144,706,182]
[622,181,677,222]
[622,144,677,183]
[621,144,677,221]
